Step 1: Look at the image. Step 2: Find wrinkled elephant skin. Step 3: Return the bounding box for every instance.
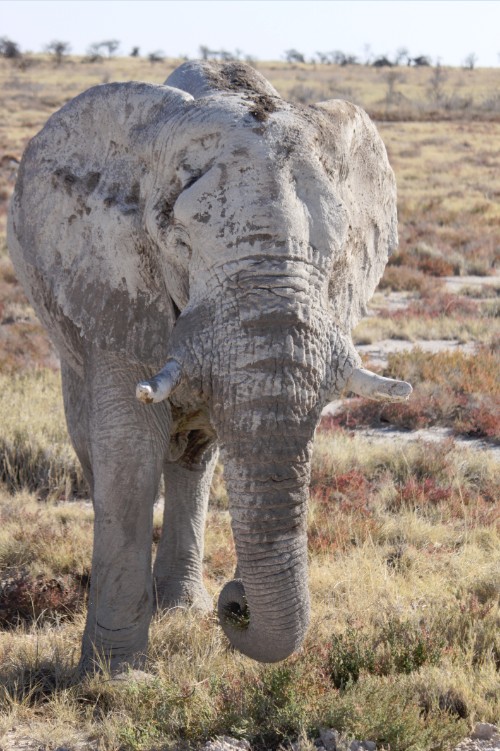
[8,61,410,672]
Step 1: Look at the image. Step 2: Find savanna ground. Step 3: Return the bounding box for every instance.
[0,55,499,751]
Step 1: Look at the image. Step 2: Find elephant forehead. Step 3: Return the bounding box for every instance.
[176,151,345,249]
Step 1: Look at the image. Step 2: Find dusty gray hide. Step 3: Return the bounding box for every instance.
[8,60,411,672]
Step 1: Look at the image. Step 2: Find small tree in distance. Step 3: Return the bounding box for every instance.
[46,40,71,66]
[285,49,305,64]
[463,52,478,70]
[411,55,431,67]
[85,40,120,62]
[86,43,102,62]
[315,51,330,65]
[0,36,21,59]
[148,51,164,63]
[130,46,140,58]
[394,47,410,66]
[373,56,393,68]
[100,40,120,57]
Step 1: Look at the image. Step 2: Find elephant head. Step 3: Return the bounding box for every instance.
[9,61,410,664]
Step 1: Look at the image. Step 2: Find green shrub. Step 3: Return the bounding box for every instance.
[328,619,444,690]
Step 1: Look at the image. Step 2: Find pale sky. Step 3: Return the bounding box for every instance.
[2,0,500,67]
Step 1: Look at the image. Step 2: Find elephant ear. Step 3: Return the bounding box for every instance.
[313,99,398,333]
[9,82,192,373]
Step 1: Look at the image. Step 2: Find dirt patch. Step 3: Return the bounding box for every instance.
[443,274,500,294]
[357,338,477,368]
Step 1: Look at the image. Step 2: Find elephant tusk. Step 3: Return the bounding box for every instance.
[346,367,412,402]
[136,359,183,404]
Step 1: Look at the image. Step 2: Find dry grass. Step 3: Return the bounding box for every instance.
[378,264,445,295]
[353,304,497,345]
[0,369,85,496]
[0,370,498,749]
[378,121,500,276]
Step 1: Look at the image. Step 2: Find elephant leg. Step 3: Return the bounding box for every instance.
[61,360,94,494]
[79,348,170,675]
[154,434,218,613]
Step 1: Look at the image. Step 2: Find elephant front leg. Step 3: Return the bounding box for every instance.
[79,350,169,675]
[154,437,218,613]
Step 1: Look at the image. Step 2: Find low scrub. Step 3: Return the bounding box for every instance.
[381,292,497,321]
[388,248,456,277]
[328,619,445,689]
[378,264,444,295]
[0,568,86,627]
[389,246,460,277]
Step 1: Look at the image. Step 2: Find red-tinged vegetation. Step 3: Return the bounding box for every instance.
[382,292,482,320]
[318,469,370,502]
[385,345,499,395]
[378,264,445,295]
[311,429,498,538]
[400,476,453,506]
[388,250,456,277]
[0,569,87,627]
[396,206,500,277]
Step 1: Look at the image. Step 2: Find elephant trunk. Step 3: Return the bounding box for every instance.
[211,317,321,661]
[218,439,312,662]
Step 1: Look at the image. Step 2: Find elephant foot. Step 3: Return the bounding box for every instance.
[108,669,156,686]
[153,577,213,613]
[78,621,149,679]
[77,649,147,679]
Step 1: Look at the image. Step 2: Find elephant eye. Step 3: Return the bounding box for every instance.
[183,171,203,190]
[172,223,192,254]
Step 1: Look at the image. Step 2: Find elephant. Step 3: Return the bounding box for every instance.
[8,60,411,672]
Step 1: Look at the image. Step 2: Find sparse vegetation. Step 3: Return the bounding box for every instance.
[0,53,499,750]
[0,425,497,748]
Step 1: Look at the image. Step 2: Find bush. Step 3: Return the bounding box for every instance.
[0,569,86,626]
[328,619,444,689]
[388,249,456,277]
[378,264,444,295]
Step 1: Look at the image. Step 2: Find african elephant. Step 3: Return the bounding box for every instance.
[8,60,411,672]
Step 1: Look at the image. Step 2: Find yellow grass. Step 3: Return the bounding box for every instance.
[0,369,85,496]
[353,314,495,344]
[0,375,498,748]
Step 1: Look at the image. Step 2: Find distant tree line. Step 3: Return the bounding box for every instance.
[285,47,434,68]
[283,47,488,70]
[0,36,491,71]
